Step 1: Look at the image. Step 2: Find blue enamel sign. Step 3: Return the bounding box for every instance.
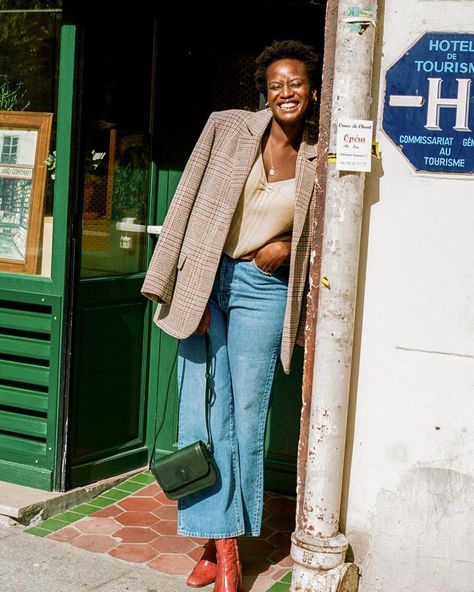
[382,33,474,173]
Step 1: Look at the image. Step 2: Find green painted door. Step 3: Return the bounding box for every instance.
[66,12,156,487]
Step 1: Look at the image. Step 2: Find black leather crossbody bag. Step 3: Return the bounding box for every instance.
[150,333,218,500]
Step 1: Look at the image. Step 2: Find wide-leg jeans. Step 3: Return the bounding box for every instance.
[177,254,289,538]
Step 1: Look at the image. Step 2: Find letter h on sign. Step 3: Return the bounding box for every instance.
[425,77,472,132]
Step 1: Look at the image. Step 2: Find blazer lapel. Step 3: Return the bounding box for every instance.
[225,109,273,221]
[292,137,317,244]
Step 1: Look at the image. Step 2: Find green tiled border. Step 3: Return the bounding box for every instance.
[128,471,155,485]
[268,570,292,591]
[26,471,155,536]
[25,526,52,538]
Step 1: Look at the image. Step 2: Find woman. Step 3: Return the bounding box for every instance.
[142,39,320,592]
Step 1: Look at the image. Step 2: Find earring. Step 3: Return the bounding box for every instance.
[265,101,269,108]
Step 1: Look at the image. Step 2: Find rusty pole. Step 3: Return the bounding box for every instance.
[295,0,339,535]
[291,1,378,591]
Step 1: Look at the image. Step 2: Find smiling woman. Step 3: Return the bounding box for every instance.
[142,39,321,592]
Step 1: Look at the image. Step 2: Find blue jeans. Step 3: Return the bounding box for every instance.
[177,254,289,538]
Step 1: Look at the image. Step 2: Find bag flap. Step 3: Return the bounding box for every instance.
[152,441,213,493]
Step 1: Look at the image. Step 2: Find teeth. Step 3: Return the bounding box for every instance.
[280,103,298,110]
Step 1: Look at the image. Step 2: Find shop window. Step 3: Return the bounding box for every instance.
[0,1,62,277]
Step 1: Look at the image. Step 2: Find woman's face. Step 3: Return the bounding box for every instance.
[266,59,316,129]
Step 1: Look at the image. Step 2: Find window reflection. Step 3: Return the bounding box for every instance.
[79,16,153,278]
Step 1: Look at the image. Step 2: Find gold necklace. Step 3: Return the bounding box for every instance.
[267,137,296,176]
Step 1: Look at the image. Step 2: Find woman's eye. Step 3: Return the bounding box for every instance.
[268,81,304,92]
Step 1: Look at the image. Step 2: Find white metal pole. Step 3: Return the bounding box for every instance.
[291,1,378,590]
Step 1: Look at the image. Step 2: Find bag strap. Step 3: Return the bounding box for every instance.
[203,332,213,450]
[150,333,213,468]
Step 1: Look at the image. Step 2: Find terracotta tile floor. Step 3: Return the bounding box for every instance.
[32,475,295,592]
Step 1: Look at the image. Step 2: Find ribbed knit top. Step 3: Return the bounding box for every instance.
[223,151,295,259]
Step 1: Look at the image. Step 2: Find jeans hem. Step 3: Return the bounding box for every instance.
[177,527,247,538]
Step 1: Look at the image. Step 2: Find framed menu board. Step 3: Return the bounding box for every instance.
[0,111,52,274]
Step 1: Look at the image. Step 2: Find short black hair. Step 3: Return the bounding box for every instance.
[255,39,321,94]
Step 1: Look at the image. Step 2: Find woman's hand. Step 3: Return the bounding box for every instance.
[252,241,291,273]
[196,303,211,335]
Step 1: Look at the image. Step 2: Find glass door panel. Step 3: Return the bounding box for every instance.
[67,11,155,487]
[78,14,152,279]
[80,127,150,278]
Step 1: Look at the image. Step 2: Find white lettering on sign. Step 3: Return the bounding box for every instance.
[429,39,474,52]
[389,77,472,132]
[424,156,465,166]
[389,96,424,107]
[425,77,471,131]
[414,61,474,74]
[0,165,33,179]
[399,135,453,145]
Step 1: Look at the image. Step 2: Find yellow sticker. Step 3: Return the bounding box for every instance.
[372,141,381,159]
[321,276,331,289]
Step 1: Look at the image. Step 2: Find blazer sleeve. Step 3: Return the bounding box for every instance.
[141,113,217,304]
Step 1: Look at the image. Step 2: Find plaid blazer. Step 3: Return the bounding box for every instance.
[142,108,317,374]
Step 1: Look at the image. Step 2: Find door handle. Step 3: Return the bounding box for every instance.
[146,225,162,236]
[116,218,146,233]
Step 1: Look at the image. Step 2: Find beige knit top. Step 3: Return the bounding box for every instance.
[223,151,295,259]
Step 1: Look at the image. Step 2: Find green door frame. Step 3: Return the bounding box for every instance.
[0,21,77,491]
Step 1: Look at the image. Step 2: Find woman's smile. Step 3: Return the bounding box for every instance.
[279,101,300,111]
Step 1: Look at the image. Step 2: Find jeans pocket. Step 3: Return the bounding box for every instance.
[251,258,274,276]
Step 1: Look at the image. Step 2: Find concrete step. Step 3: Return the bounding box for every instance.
[0,468,144,527]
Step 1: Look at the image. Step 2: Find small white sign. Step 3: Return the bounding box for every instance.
[0,165,33,179]
[336,119,373,172]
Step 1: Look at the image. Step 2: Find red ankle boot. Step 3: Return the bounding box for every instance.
[186,539,217,588]
[213,538,242,592]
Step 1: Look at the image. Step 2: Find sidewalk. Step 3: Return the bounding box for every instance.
[0,522,192,591]
[1,471,293,592]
